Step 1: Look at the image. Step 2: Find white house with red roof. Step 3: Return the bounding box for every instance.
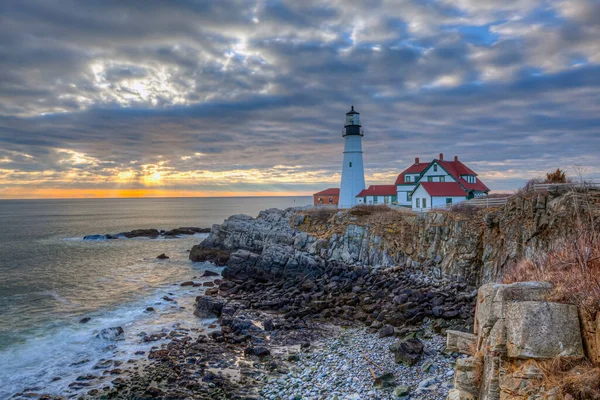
[404,153,490,211]
[355,185,397,205]
[395,157,429,206]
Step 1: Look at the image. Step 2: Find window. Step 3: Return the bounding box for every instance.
[427,176,433,182]
[446,198,453,205]
[406,192,411,202]
[349,162,352,168]
[433,164,438,172]
[405,175,411,182]
[416,198,420,208]
[318,197,323,203]
[423,198,427,208]
[329,197,333,203]
[440,176,445,182]
[373,196,378,204]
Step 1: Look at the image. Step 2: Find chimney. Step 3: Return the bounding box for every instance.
[415,157,419,165]
[454,155,458,162]
[439,153,444,161]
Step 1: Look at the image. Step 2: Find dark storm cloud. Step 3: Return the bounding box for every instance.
[0,0,599,196]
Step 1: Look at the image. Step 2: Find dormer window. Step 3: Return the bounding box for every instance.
[433,164,438,172]
[405,175,411,182]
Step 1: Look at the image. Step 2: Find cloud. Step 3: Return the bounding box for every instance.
[0,0,598,198]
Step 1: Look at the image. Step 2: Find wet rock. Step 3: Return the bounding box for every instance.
[193,296,224,318]
[180,281,195,286]
[121,229,160,238]
[143,386,164,397]
[96,327,124,341]
[148,349,170,361]
[156,253,169,259]
[79,317,91,324]
[202,270,220,277]
[244,346,270,358]
[145,307,155,312]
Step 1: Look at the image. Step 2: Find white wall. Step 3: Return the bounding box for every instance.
[411,185,431,211]
[430,195,467,208]
[396,185,415,206]
[339,135,365,208]
[364,195,393,204]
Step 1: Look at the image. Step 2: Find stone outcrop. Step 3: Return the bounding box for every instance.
[295,191,597,286]
[191,192,597,287]
[447,282,585,400]
[190,208,325,281]
[84,227,209,240]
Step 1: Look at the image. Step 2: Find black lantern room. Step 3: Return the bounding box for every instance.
[343,106,363,136]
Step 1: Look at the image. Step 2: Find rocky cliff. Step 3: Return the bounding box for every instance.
[190,191,598,286]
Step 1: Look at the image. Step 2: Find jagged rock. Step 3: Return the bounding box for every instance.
[193,296,224,318]
[201,270,220,277]
[156,253,169,259]
[446,330,476,355]
[389,338,424,366]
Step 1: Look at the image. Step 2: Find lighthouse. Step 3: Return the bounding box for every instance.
[338,106,366,208]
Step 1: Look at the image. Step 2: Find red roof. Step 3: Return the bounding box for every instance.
[314,188,340,196]
[419,182,468,197]
[356,185,397,197]
[437,159,489,192]
[395,161,429,185]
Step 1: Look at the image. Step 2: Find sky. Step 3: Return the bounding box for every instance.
[0,0,599,199]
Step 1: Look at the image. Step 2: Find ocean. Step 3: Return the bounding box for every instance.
[0,196,311,398]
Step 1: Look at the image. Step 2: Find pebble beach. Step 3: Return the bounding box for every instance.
[261,325,458,400]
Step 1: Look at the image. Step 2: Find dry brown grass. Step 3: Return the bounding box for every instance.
[348,204,395,216]
[503,230,600,313]
[303,207,338,223]
[536,358,600,400]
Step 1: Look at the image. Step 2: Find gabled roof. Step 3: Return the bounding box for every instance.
[421,158,490,193]
[418,182,468,197]
[356,185,397,197]
[394,161,429,185]
[314,188,340,196]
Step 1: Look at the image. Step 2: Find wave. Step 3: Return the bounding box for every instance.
[0,272,220,399]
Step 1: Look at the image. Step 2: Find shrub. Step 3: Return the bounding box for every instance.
[546,168,569,184]
[537,357,600,400]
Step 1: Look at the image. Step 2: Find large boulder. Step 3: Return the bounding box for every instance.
[389,337,424,366]
[505,301,584,359]
[193,296,224,318]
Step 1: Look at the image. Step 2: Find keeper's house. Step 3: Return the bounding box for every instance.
[400,154,490,211]
[313,188,340,206]
[355,185,397,205]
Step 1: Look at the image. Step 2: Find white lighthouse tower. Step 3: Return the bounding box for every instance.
[338,106,366,208]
